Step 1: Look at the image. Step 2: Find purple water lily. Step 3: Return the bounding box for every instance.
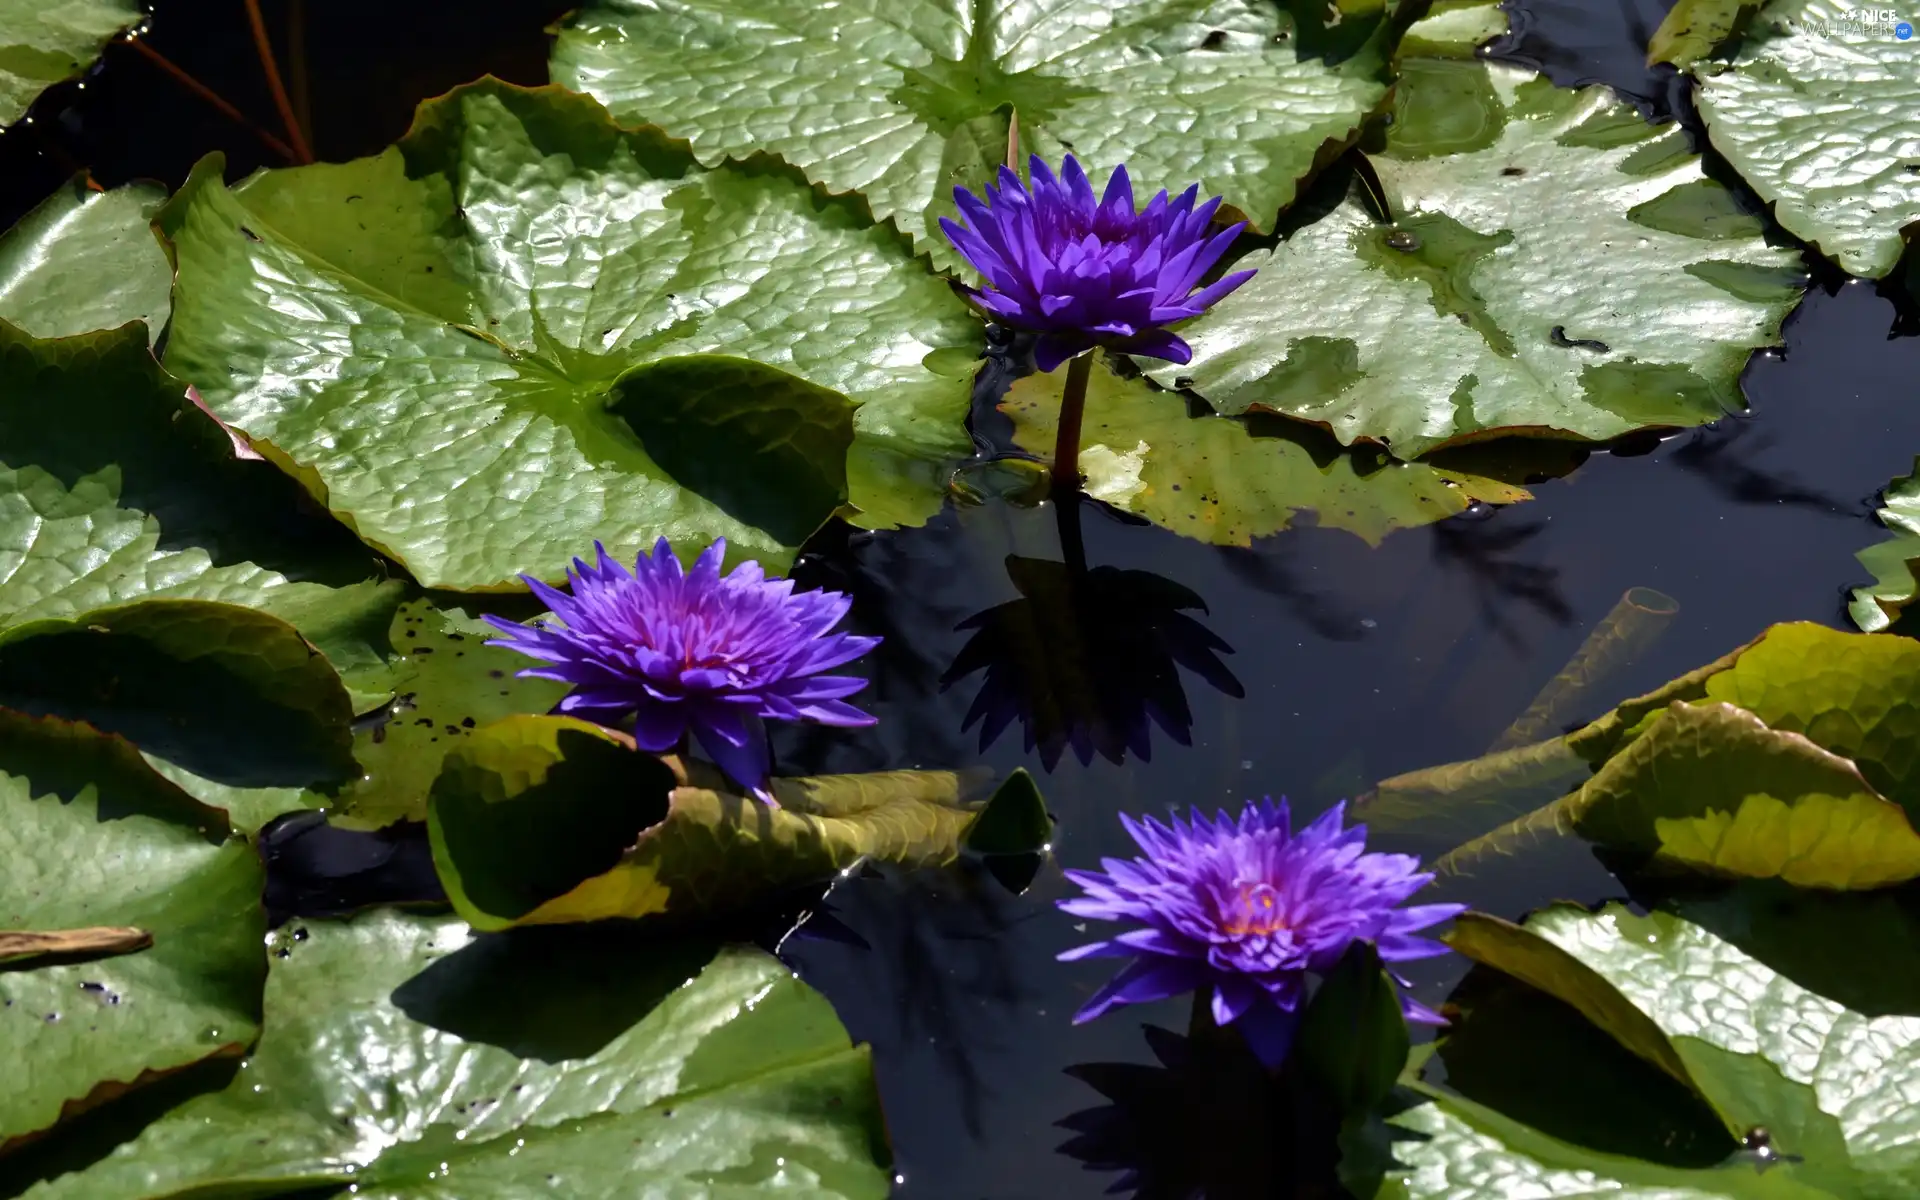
[1059,799,1463,1067]
[484,538,878,802]
[940,155,1255,375]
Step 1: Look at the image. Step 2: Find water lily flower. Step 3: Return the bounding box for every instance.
[941,155,1254,486]
[942,155,1255,372]
[1059,799,1463,1067]
[484,539,879,802]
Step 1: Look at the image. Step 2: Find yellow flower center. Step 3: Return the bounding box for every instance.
[1220,880,1288,937]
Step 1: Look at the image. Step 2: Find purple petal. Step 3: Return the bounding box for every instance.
[1097,163,1134,227]
[1211,976,1262,1026]
[631,704,688,752]
[1230,1000,1300,1069]
[1177,266,1257,316]
[1119,329,1191,365]
[1073,957,1205,1024]
[695,717,772,800]
[1034,335,1093,374]
[1401,994,1450,1027]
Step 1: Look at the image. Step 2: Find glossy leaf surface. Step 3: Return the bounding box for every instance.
[160,81,982,588]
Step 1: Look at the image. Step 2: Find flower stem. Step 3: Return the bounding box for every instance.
[242,0,314,163]
[123,37,298,163]
[1051,350,1094,491]
[1054,484,1087,576]
[286,0,313,153]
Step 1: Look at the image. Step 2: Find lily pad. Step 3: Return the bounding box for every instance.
[1001,356,1530,546]
[1645,0,1766,67]
[1385,901,1920,1197]
[0,599,357,790]
[0,176,170,340]
[24,909,890,1199]
[551,0,1395,266]
[1147,63,1803,457]
[1424,623,1920,880]
[0,0,139,126]
[159,80,982,589]
[0,321,404,709]
[1693,0,1920,279]
[428,714,1043,928]
[1566,700,1920,888]
[138,756,312,838]
[1399,0,1513,58]
[0,711,263,1150]
[1557,620,1920,787]
[1674,622,1920,813]
[1850,457,1920,632]
[326,596,570,831]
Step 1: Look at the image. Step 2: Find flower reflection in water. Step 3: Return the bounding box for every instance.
[942,496,1243,770]
[1058,1024,1288,1199]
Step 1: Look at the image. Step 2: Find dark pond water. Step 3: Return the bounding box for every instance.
[4,1,1918,1197]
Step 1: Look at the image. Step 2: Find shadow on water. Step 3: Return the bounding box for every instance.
[1490,0,1691,119]
[938,495,1245,773]
[0,0,572,230]
[781,196,1920,1200]
[6,0,1920,1196]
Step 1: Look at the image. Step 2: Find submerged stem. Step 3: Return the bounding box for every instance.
[1051,350,1094,491]
[1054,483,1087,576]
[123,37,298,162]
[242,0,314,163]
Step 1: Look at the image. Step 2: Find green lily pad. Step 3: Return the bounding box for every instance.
[24,909,889,1199]
[1850,457,1920,632]
[1692,0,1920,279]
[1382,1083,1799,1198]
[1414,958,1739,1181]
[1001,356,1531,546]
[138,756,312,838]
[1356,736,1591,852]
[1681,622,1920,813]
[0,321,404,711]
[0,711,263,1150]
[1399,0,1513,58]
[326,596,569,830]
[0,599,357,790]
[1424,623,1920,881]
[0,0,139,126]
[551,0,1395,267]
[1560,633,1765,766]
[1566,700,1920,888]
[1385,901,1920,1198]
[1146,63,1803,457]
[159,81,982,590]
[428,714,1042,928]
[1560,621,1920,787]
[0,176,170,340]
[1646,0,1766,66]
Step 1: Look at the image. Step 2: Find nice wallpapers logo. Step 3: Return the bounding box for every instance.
[1827,6,1904,35]
[1801,7,1914,37]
